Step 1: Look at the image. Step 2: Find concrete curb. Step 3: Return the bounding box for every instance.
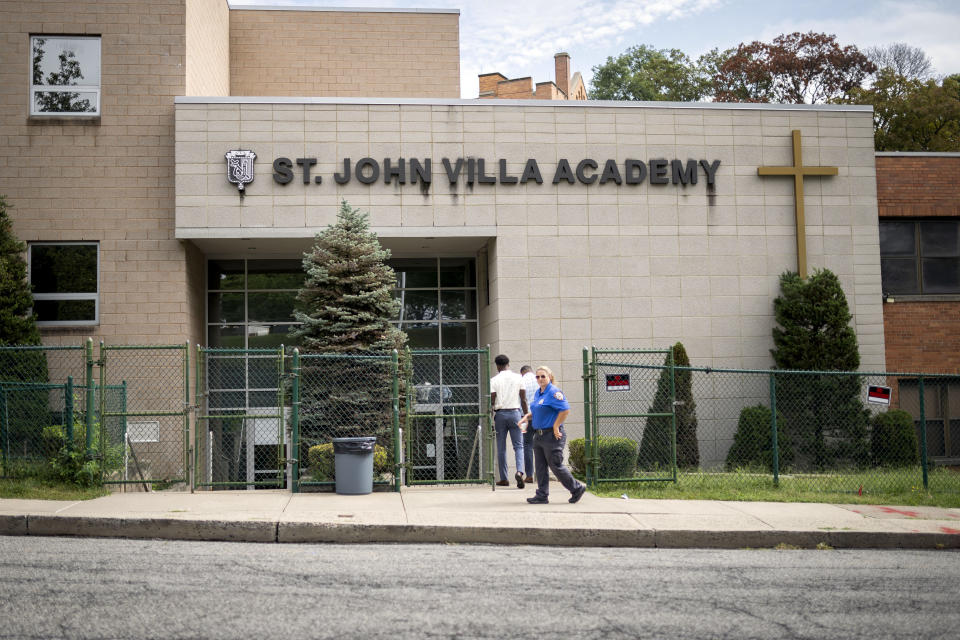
[4,514,959,549]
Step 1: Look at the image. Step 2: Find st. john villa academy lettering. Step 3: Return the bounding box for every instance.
[272,156,722,188]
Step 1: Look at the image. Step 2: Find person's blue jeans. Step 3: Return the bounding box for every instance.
[494,409,524,481]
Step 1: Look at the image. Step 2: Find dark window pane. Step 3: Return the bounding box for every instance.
[440,258,476,287]
[208,392,245,410]
[881,258,919,294]
[397,290,438,321]
[247,260,305,290]
[921,258,960,293]
[208,260,244,290]
[441,322,478,348]
[248,324,295,349]
[207,356,245,390]
[33,299,95,322]
[32,36,100,86]
[249,391,280,408]
[441,291,476,320]
[390,258,437,288]
[879,221,916,256]
[403,322,439,349]
[920,220,960,257]
[208,293,244,323]
[207,325,244,349]
[248,292,297,322]
[247,356,280,388]
[31,244,97,293]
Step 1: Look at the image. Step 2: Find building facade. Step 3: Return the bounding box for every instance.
[3,1,893,469]
[479,52,587,100]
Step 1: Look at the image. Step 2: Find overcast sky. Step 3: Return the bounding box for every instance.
[230,0,960,99]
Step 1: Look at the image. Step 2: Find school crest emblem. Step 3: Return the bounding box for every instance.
[225,150,257,192]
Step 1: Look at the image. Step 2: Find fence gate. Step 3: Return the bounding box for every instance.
[405,348,492,486]
[584,347,677,487]
[195,347,287,490]
[98,343,190,488]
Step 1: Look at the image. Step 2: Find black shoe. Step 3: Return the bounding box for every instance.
[526,496,549,504]
[496,480,509,486]
[569,484,586,504]
[515,471,525,489]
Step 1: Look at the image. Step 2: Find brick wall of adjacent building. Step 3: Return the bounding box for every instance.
[229,8,460,98]
[0,0,199,346]
[877,154,960,374]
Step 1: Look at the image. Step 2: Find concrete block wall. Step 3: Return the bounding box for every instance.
[229,8,460,98]
[175,99,885,461]
[185,0,229,96]
[0,0,198,347]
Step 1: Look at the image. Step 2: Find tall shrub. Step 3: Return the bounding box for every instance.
[0,196,42,347]
[638,342,699,470]
[291,201,408,463]
[771,269,869,468]
[726,404,792,471]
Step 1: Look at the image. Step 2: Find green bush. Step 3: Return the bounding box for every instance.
[726,405,793,471]
[568,436,637,479]
[871,409,919,467]
[307,442,390,481]
[43,418,124,487]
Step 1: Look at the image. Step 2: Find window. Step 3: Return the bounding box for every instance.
[29,242,99,325]
[30,35,100,116]
[880,219,960,295]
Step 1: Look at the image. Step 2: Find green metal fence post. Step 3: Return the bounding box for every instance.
[484,345,493,489]
[65,376,74,446]
[590,345,599,484]
[183,341,190,492]
[919,375,928,490]
[292,348,301,494]
[669,348,677,484]
[97,341,106,482]
[582,347,593,488]
[194,344,203,491]
[0,387,6,474]
[85,338,95,458]
[770,372,780,487]
[391,349,400,493]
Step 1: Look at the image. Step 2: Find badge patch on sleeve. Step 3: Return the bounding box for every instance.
[554,392,564,401]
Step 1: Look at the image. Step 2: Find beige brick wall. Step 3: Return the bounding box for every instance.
[229,9,460,98]
[0,0,201,347]
[186,0,229,96]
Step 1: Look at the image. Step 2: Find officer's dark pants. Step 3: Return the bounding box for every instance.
[531,428,582,500]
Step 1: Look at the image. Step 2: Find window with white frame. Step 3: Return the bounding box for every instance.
[29,242,99,325]
[30,35,101,116]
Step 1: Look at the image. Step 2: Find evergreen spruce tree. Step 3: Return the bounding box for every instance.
[771,269,869,469]
[291,201,408,465]
[638,342,699,470]
[0,195,49,458]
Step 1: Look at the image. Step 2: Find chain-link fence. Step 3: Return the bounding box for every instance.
[405,348,491,485]
[583,346,960,501]
[195,347,286,490]
[295,350,400,491]
[100,344,189,488]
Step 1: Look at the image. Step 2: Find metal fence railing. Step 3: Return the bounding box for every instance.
[582,345,960,501]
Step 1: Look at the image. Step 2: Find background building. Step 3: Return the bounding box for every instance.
[479,52,586,100]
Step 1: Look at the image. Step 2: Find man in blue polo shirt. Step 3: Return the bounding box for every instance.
[518,365,586,504]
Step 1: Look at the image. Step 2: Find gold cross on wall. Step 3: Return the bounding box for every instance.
[757,130,838,279]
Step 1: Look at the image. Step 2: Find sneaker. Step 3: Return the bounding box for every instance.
[515,471,525,489]
[524,476,533,483]
[496,480,509,486]
[569,484,586,504]
[526,496,548,504]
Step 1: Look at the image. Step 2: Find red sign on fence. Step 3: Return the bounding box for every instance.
[867,385,891,405]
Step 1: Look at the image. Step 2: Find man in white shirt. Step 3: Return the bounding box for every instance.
[490,354,528,488]
[519,365,539,483]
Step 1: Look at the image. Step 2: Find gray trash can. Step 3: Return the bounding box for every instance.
[332,437,376,495]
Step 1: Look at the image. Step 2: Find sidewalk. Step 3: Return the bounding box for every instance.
[2,485,958,549]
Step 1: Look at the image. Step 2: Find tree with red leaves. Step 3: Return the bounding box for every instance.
[714,32,876,104]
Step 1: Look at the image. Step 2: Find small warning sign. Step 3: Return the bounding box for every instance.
[867,385,891,405]
[606,373,630,392]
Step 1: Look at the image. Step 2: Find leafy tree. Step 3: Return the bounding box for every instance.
[771,269,870,468]
[589,45,724,102]
[847,70,960,151]
[291,201,408,472]
[865,42,934,81]
[638,342,699,470]
[714,32,875,104]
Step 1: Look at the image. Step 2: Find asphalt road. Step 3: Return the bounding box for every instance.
[1,537,957,639]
